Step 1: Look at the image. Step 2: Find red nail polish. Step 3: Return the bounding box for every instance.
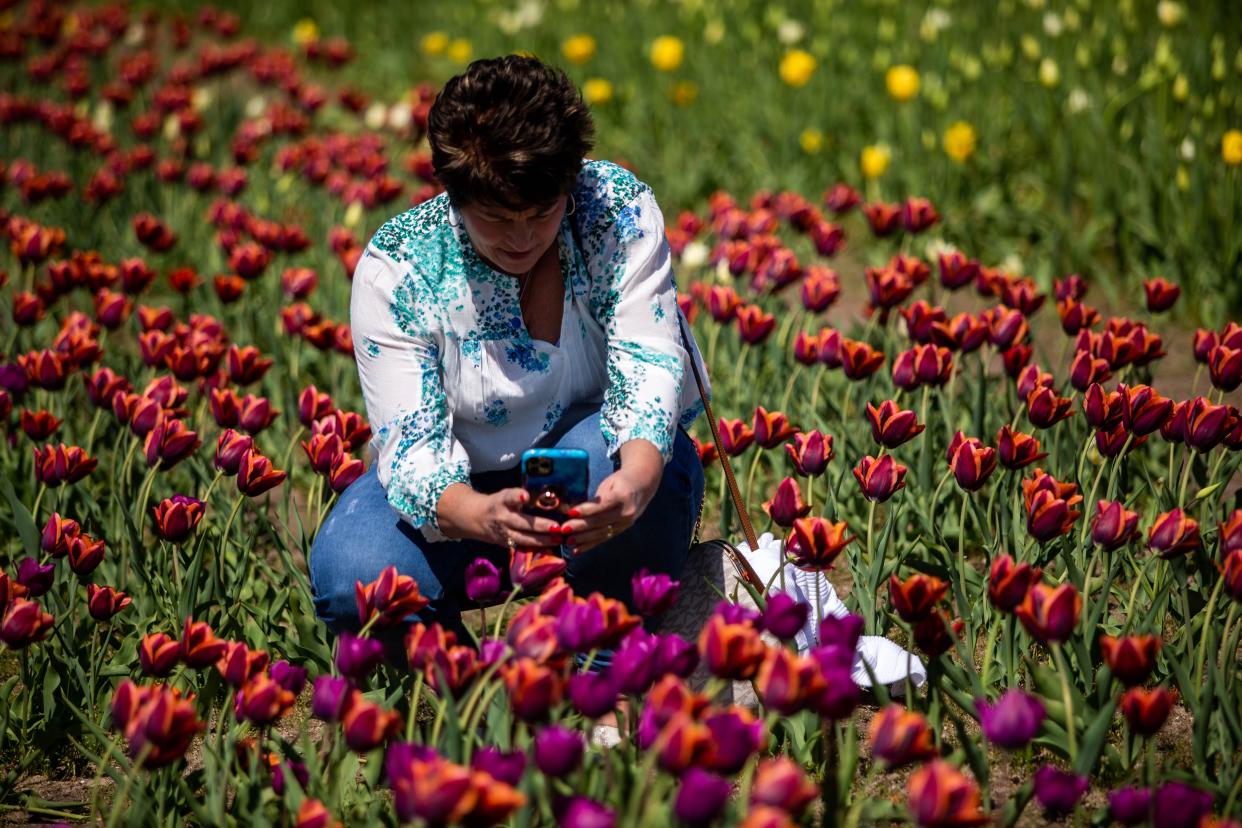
[568,508,581,518]
[550,524,562,532]
[566,535,576,545]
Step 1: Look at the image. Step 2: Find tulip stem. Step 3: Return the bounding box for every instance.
[865,499,877,567]
[1051,644,1078,764]
[405,671,425,742]
[30,483,47,522]
[492,585,522,641]
[1193,575,1226,704]
[133,465,158,530]
[217,494,246,594]
[1176,449,1196,507]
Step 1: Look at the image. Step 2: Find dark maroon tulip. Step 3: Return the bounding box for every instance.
[762,592,809,640]
[1055,274,1088,301]
[763,476,811,527]
[977,689,1045,749]
[824,182,861,214]
[1033,765,1088,816]
[937,251,978,290]
[1151,782,1213,828]
[568,671,618,719]
[67,534,107,577]
[987,554,1042,613]
[533,724,584,778]
[1016,583,1081,645]
[1002,344,1033,378]
[866,400,924,449]
[996,425,1046,470]
[298,385,335,427]
[1143,277,1180,313]
[892,344,952,389]
[15,557,54,597]
[139,632,182,677]
[1026,386,1075,429]
[1119,383,1174,436]
[234,674,295,725]
[1083,383,1123,430]
[152,495,205,544]
[217,641,269,687]
[1057,297,1100,336]
[839,339,885,380]
[0,597,54,648]
[1026,490,1081,543]
[1108,787,1151,826]
[237,449,288,496]
[1183,396,1235,452]
[986,306,1029,349]
[1194,329,1219,363]
[465,557,501,604]
[1091,500,1141,550]
[946,432,997,492]
[329,454,365,493]
[912,610,964,657]
[1068,349,1111,391]
[86,584,131,621]
[1148,508,1199,557]
[631,568,680,616]
[853,454,907,503]
[869,705,936,768]
[471,745,526,786]
[785,430,832,476]
[899,301,946,344]
[1016,365,1052,401]
[1121,686,1177,735]
[889,574,949,623]
[674,768,732,825]
[311,675,351,721]
[336,632,384,680]
[41,512,80,557]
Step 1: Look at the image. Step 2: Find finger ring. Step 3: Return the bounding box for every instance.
[605,524,614,539]
[506,535,516,551]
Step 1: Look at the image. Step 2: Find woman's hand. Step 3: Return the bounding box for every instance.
[559,440,664,555]
[438,484,563,548]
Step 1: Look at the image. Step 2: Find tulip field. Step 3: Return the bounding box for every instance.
[2,1,1242,826]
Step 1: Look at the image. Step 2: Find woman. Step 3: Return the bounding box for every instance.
[310,55,710,662]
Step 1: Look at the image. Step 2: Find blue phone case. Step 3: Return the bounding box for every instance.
[520,448,590,518]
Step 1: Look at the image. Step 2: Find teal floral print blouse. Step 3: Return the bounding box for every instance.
[350,160,710,541]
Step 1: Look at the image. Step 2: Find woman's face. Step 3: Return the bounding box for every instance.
[458,194,568,274]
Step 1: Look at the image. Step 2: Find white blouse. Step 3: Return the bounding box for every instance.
[349,160,710,541]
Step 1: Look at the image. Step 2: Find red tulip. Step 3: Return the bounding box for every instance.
[996,425,1046,470]
[1083,384,1123,430]
[907,760,990,827]
[1068,350,1111,391]
[889,574,949,623]
[32,443,97,486]
[0,597,54,648]
[298,385,335,427]
[217,640,270,686]
[234,674,296,725]
[356,564,430,629]
[1026,386,1075,429]
[86,584,131,621]
[1001,344,1033,378]
[984,306,1029,350]
[755,648,826,715]
[938,251,979,291]
[892,344,952,390]
[901,196,939,233]
[1099,634,1161,686]
[784,430,832,476]
[1222,550,1242,602]
[698,613,766,681]
[717,417,755,456]
[704,285,741,323]
[1209,345,1242,392]
[144,416,201,470]
[19,409,61,441]
[181,618,229,669]
[1182,396,1235,452]
[41,512,80,557]
[900,301,947,344]
[987,554,1042,613]
[735,305,777,345]
[913,609,964,657]
[1057,298,1100,335]
[113,681,203,768]
[785,517,854,571]
[1119,383,1173,436]
[865,266,914,315]
[226,345,272,385]
[869,705,936,768]
[1120,687,1177,735]
[840,339,885,380]
[132,212,177,252]
[1016,582,1081,645]
[823,183,860,214]
[853,454,907,502]
[866,400,924,449]
[139,632,182,677]
[763,477,811,527]
[236,449,287,496]
[1091,501,1140,550]
[1147,508,1199,557]
[215,429,253,476]
[816,329,844,368]
[1220,510,1242,558]
[1143,278,1180,313]
[67,533,106,576]
[862,202,901,237]
[329,454,365,493]
[500,658,562,722]
[752,406,797,449]
[800,266,840,312]
[946,432,997,492]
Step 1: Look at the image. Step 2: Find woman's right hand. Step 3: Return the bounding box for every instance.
[438,483,565,548]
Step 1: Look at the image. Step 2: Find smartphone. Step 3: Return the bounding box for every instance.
[520,448,590,520]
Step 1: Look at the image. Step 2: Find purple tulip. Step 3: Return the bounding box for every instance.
[270,757,308,795]
[311,675,351,721]
[812,662,860,720]
[534,725,585,778]
[336,632,384,680]
[479,637,508,666]
[1108,787,1151,826]
[762,592,810,640]
[1151,782,1213,828]
[270,660,307,695]
[15,557,55,597]
[471,745,526,786]
[703,708,765,774]
[674,767,732,825]
[608,630,658,694]
[553,795,616,828]
[568,671,618,719]
[465,557,501,604]
[556,600,608,653]
[714,600,761,627]
[654,633,699,678]
[818,612,864,653]
[1033,765,1088,816]
[977,689,1045,749]
[632,568,680,616]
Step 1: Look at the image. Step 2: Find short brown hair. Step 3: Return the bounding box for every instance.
[428,54,596,211]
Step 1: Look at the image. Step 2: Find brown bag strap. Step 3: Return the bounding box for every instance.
[677,316,767,593]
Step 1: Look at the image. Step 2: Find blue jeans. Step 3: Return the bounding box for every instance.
[309,408,706,667]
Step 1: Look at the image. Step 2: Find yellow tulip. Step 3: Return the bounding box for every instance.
[861,144,891,179]
[421,31,449,56]
[1038,58,1060,88]
[885,65,920,102]
[779,49,817,87]
[650,36,685,72]
[562,34,597,65]
[447,38,473,65]
[670,80,699,107]
[1223,129,1242,166]
[582,78,614,105]
[291,18,319,46]
[800,128,824,154]
[943,121,977,163]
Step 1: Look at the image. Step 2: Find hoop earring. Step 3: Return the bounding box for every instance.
[447,206,461,228]
[566,194,576,216]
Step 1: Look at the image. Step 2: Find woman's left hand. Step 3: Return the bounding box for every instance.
[559,440,664,555]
